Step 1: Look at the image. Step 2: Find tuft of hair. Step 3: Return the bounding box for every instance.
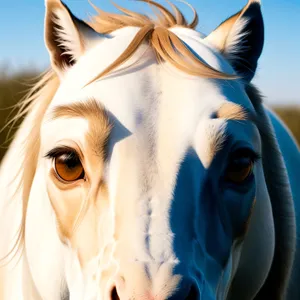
[85,0,236,84]
[0,70,59,264]
[223,17,250,61]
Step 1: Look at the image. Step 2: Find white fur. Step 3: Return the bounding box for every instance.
[204,15,250,61]
[52,8,83,63]
[224,17,250,59]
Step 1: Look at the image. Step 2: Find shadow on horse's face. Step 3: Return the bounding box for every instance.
[23,0,273,299]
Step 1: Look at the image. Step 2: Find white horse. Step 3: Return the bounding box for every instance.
[0,0,299,299]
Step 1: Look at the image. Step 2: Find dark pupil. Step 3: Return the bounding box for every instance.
[60,152,80,169]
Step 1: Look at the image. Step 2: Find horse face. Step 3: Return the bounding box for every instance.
[26,1,270,299]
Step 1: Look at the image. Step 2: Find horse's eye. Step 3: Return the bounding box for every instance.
[226,156,254,184]
[54,151,84,182]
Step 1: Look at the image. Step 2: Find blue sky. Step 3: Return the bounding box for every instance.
[0,0,299,105]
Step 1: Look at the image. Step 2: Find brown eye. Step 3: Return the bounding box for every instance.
[226,157,254,184]
[54,151,84,182]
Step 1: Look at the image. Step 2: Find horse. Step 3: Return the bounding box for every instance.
[0,0,299,299]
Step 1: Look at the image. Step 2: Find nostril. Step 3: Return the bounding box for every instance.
[186,284,200,300]
[111,287,120,300]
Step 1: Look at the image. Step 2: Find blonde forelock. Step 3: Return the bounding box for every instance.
[85,0,236,85]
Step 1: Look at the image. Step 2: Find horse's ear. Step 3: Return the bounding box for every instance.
[205,0,264,82]
[45,0,101,77]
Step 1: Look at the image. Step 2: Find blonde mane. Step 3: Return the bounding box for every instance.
[4,0,235,260]
[86,0,235,84]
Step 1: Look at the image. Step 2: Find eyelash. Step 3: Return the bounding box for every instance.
[45,146,80,160]
[229,148,261,163]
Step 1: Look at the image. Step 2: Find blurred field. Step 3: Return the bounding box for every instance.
[0,71,299,161]
[0,70,39,160]
[273,107,300,145]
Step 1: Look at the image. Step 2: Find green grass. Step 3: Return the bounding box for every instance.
[0,71,299,161]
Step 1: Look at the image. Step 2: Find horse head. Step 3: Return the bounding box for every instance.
[10,0,294,299]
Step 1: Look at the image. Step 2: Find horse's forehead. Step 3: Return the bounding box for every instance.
[55,75,227,136]
[50,26,251,132]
